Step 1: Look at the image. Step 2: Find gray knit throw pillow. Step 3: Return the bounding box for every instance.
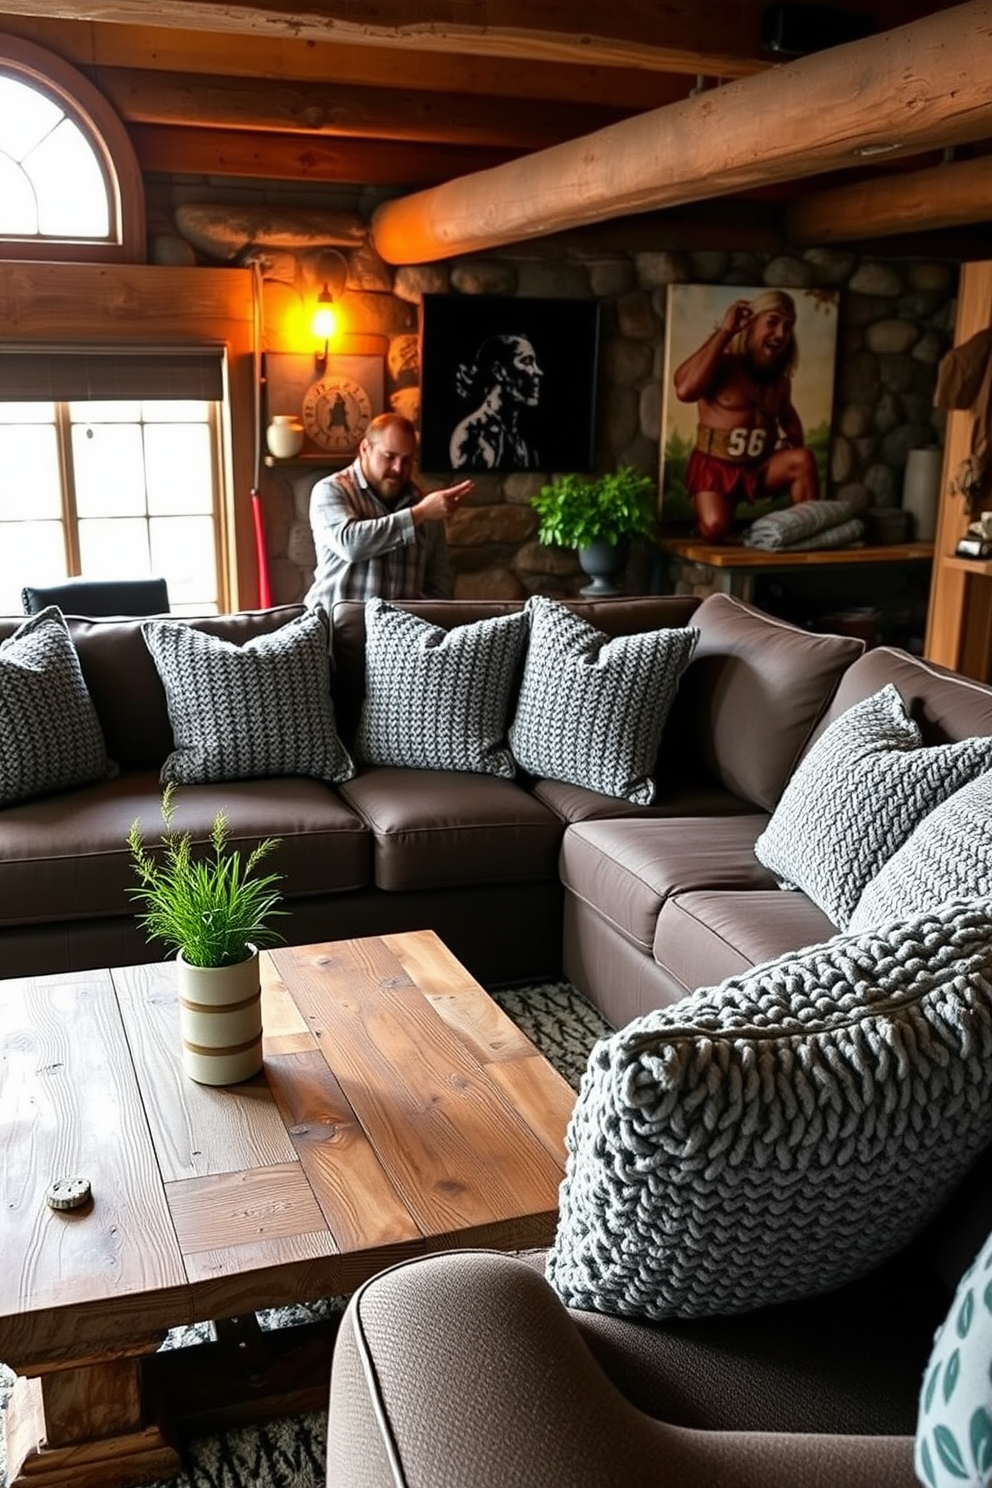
[355,600,529,776]
[755,684,992,928]
[142,607,354,786]
[546,900,992,1322]
[0,605,116,806]
[508,595,699,804]
[851,770,992,933]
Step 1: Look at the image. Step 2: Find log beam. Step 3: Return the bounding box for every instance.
[370,1,992,263]
[787,153,992,243]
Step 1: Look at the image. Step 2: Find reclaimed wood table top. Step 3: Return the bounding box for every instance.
[0,930,575,1488]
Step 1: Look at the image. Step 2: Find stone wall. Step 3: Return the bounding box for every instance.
[155,197,957,607]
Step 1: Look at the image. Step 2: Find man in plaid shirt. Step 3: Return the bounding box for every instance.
[305,413,474,609]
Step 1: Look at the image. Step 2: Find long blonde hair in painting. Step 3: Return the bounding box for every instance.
[725,290,800,377]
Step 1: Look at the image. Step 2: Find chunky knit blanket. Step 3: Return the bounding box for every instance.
[744,499,863,550]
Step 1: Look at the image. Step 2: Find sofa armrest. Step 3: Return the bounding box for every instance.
[326,1250,916,1488]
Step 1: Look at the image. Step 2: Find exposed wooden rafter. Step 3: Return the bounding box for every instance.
[0,0,983,252]
[369,1,992,262]
[0,0,948,76]
[131,125,515,185]
[95,67,634,150]
[0,0,773,75]
[788,153,992,243]
[0,15,687,110]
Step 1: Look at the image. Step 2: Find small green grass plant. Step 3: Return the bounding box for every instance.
[127,784,285,968]
[530,465,658,550]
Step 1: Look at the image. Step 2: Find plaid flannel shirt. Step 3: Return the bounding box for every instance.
[304,458,452,611]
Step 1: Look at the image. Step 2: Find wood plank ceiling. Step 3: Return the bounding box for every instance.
[0,0,988,262]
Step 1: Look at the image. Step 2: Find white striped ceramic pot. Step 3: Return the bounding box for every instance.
[177,946,263,1086]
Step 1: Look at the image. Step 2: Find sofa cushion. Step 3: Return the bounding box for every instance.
[546,899,992,1322]
[532,775,758,824]
[659,592,863,811]
[754,684,992,928]
[339,767,562,891]
[0,774,371,929]
[355,599,527,777]
[564,1246,940,1437]
[0,606,116,808]
[560,816,774,954]
[142,607,355,787]
[652,887,838,996]
[915,1224,992,1488]
[850,770,992,934]
[508,596,698,806]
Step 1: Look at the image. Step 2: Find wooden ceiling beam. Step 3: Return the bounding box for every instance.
[0,14,691,109]
[0,0,771,76]
[96,66,634,150]
[369,1,992,263]
[787,153,992,243]
[129,123,515,185]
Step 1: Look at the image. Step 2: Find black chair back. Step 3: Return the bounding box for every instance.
[21,577,171,618]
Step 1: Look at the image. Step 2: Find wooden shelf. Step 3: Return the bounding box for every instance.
[660,537,933,605]
[937,554,992,577]
[660,538,933,569]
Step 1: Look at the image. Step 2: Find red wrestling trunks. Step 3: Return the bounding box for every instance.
[686,447,767,505]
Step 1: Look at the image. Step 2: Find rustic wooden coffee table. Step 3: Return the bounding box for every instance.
[0,930,575,1488]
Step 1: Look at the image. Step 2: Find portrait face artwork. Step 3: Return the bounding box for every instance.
[659,283,840,532]
[418,295,601,473]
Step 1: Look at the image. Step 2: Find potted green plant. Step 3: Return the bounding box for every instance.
[127,785,285,1085]
[530,465,658,594]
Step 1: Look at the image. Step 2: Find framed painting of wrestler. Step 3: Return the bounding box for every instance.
[659,284,839,540]
[418,294,600,474]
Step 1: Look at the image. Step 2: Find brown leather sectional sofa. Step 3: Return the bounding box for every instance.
[0,592,698,985]
[5,590,992,1485]
[4,589,992,1015]
[318,596,992,1488]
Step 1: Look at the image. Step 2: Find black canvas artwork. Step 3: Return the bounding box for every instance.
[419,295,601,473]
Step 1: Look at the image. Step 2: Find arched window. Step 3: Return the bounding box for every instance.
[0,34,145,262]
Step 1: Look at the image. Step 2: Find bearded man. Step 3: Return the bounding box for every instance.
[305,413,473,609]
[673,290,819,542]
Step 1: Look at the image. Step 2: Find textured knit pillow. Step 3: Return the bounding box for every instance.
[916,1225,992,1488]
[355,599,528,776]
[0,605,116,806]
[754,684,992,928]
[508,595,699,804]
[546,900,992,1322]
[851,770,992,933]
[142,607,354,786]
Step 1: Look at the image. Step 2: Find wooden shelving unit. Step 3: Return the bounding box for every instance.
[923,260,992,683]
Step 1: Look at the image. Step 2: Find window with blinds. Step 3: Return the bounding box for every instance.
[0,347,227,616]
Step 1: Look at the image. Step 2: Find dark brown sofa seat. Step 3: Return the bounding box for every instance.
[0,594,704,983]
[0,605,380,976]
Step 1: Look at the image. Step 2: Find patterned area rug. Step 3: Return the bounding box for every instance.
[0,981,611,1488]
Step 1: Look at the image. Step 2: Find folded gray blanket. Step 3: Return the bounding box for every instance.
[753,516,865,551]
[744,500,860,550]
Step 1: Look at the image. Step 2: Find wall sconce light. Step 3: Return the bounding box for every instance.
[309,247,349,373]
[313,284,337,372]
